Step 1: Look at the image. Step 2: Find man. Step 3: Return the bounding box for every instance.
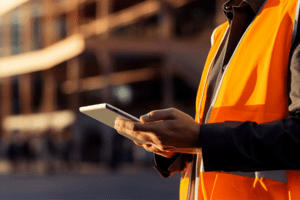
[114,0,300,199]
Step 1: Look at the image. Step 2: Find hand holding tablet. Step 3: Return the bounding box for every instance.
[79,103,146,144]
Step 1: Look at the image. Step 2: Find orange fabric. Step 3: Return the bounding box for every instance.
[199,172,288,200]
[181,0,300,199]
[186,172,290,200]
[180,178,190,200]
[207,0,296,124]
[286,171,300,199]
[195,22,229,124]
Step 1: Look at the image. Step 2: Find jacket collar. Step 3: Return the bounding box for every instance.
[223,0,265,15]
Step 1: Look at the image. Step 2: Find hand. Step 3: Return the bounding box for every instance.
[134,142,177,158]
[114,108,201,155]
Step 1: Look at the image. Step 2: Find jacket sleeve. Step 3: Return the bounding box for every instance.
[155,31,300,175]
[201,113,300,172]
[201,36,300,172]
[156,113,300,174]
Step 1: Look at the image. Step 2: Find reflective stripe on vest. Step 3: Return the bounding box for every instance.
[179,0,300,199]
[230,170,287,183]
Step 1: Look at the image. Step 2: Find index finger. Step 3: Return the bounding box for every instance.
[115,118,157,132]
[114,118,153,143]
[140,108,177,123]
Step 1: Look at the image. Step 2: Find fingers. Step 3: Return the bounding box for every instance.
[134,141,174,158]
[140,108,177,123]
[114,119,153,143]
[142,144,175,158]
[115,118,159,134]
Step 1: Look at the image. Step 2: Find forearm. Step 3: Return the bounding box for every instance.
[201,112,300,172]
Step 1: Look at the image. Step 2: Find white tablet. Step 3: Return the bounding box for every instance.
[79,103,146,144]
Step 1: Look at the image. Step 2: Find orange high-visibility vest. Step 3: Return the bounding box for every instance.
[180,0,300,199]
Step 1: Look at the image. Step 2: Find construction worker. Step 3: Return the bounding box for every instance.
[114,0,300,199]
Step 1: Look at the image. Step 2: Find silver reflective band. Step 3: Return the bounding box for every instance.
[229,170,287,184]
[256,170,287,183]
[229,171,256,178]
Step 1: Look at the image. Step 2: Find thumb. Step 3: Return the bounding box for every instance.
[140,108,177,122]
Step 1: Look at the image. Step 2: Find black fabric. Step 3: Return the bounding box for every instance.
[201,113,300,172]
[154,153,181,178]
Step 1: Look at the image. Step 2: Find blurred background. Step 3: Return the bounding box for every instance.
[0,0,227,199]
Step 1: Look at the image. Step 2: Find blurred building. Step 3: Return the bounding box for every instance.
[0,0,226,164]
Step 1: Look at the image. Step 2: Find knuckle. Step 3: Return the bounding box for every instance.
[168,108,176,117]
[148,111,156,119]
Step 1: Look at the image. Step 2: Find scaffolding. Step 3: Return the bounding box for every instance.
[0,0,223,142]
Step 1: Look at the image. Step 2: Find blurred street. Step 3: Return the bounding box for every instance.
[0,161,180,199]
